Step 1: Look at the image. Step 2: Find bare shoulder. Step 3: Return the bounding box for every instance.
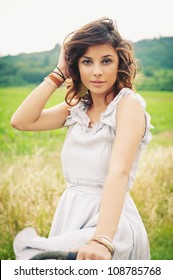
[116,93,145,137]
[117,93,144,113]
[109,94,146,174]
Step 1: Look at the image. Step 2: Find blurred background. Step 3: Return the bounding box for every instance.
[0,0,173,259]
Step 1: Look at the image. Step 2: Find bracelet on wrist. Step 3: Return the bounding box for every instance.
[44,72,64,88]
[44,77,57,88]
[88,235,115,258]
[43,66,66,88]
[56,66,66,81]
[52,70,65,82]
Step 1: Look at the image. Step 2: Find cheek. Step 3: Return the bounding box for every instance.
[107,67,118,83]
[78,63,84,77]
[79,67,90,83]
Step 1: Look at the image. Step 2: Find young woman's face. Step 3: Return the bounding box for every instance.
[78,44,119,96]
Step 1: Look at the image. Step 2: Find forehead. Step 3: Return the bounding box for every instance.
[83,44,117,57]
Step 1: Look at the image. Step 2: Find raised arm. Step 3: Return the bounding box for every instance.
[11,45,70,131]
[77,94,145,260]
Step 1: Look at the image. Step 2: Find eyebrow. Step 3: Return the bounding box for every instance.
[82,55,114,59]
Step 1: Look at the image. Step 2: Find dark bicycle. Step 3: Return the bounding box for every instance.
[30,251,77,260]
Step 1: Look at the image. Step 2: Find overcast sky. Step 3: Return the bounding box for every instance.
[0,0,173,56]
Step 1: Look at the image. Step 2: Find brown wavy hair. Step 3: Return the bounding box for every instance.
[64,17,137,106]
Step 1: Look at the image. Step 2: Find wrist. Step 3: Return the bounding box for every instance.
[51,69,65,83]
[87,235,115,258]
[44,70,64,88]
[55,65,67,80]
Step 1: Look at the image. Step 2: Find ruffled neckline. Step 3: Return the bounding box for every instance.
[64,87,153,149]
[67,87,133,130]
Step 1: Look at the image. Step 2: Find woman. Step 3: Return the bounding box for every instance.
[11,17,152,260]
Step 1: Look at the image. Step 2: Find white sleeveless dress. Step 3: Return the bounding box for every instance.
[13,87,153,260]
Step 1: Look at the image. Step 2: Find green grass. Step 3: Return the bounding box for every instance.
[0,87,172,156]
[0,85,67,155]
[150,223,173,260]
[0,86,173,259]
[140,91,173,133]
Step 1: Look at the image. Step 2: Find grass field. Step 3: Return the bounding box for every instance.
[0,86,173,259]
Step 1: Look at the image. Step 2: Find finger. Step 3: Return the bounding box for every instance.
[76,251,85,260]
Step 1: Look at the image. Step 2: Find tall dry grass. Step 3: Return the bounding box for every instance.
[131,145,173,228]
[130,145,173,259]
[0,145,173,259]
[0,149,65,241]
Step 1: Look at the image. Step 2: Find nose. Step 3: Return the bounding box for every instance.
[92,63,102,77]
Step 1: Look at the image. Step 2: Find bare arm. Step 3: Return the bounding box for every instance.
[11,45,70,131]
[94,95,145,238]
[11,81,70,131]
[77,95,145,259]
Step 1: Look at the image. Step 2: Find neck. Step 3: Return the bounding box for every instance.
[90,92,114,110]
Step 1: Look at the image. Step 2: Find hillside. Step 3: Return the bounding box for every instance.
[0,37,173,90]
[134,37,173,90]
[0,44,61,86]
[134,37,173,69]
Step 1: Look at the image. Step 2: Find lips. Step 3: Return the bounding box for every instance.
[90,81,105,87]
[91,81,104,83]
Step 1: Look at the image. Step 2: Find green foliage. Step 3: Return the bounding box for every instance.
[136,69,173,91]
[133,37,173,91]
[0,44,61,86]
[1,38,173,90]
[134,37,173,69]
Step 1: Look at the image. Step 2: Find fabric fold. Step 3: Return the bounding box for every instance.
[64,88,153,150]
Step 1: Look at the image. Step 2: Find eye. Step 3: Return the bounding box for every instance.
[102,58,112,64]
[82,59,92,65]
